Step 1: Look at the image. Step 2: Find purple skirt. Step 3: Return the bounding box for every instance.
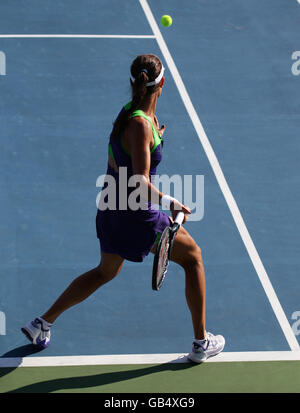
[96,208,171,262]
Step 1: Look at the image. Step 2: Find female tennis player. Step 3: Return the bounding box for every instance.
[22,54,225,362]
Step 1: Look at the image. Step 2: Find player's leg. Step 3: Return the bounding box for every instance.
[41,252,124,324]
[164,226,206,340]
[153,226,225,362]
[21,252,124,347]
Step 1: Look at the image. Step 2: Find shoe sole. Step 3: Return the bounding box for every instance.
[187,353,207,363]
[21,327,33,343]
[188,342,225,364]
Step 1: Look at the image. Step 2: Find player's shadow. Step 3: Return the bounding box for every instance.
[0,344,44,379]
[2,353,201,393]
[1,344,44,359]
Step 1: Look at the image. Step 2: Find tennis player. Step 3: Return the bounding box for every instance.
[22,54,225,362]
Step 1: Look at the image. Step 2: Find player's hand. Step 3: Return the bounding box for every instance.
[170,201,191,224]
[159,124,166,137]
[154,116,166,137]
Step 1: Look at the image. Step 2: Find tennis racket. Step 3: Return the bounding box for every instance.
[152,211,185,291]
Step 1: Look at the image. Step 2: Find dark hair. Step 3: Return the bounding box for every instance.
[110,54,163,141]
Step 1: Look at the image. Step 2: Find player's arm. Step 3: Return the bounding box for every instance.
[125,117,190,221]
[125,117,161,205]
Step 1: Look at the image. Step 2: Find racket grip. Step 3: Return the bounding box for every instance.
[174,211,185,226]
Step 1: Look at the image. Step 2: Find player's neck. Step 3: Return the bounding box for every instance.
[139,93,158,119]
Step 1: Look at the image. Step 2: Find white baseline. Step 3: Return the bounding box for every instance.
[1,351,300,368]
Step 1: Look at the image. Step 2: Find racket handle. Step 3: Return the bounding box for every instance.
[174,211,185,226]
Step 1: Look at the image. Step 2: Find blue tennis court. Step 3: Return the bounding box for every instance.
[1,0,300,393]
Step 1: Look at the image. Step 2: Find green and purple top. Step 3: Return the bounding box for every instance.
[96,102,171,262]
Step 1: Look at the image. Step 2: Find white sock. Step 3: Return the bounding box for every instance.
[194,338,207,345]
[38,317,53,328]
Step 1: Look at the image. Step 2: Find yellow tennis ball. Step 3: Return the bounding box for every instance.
[160,15,172,27]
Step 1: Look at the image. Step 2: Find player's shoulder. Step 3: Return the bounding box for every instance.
[127,115,152,135]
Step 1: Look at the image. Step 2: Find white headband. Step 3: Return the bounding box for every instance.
[131,65,165,87]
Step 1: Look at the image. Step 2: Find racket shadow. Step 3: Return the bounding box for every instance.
[6,356,202,393]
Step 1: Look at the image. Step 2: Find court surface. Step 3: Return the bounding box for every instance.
[1,0,300,393]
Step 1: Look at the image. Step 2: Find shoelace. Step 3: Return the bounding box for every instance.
[33,318,50,332]
[193,333,219,351]
[206,332,219,347]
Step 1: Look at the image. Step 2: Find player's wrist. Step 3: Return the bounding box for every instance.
[161,194,175,209]
[161,194,181,210]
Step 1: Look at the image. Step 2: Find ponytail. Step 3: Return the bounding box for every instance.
[130,71,148,115]
[110,54,162,142]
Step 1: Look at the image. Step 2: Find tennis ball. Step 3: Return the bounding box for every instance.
[160,15,172,27]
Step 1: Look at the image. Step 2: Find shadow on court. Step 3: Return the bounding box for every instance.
[0,344,44,381]
[1,344,44,359]
[0,350,200,393]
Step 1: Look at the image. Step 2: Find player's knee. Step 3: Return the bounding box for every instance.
[181,245,203,272]
[96,262,121,283]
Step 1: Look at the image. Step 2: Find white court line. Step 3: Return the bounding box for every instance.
[0,34,155,39]
[139,0,300,351]
[1,351,300,368]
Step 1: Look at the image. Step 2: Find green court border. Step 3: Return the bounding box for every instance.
[1,360,300,393]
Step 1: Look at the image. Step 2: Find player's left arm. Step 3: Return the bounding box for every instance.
[127,117,190,221]
[127,116,163,205]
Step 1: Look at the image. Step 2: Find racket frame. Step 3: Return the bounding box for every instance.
[152,212,184,291]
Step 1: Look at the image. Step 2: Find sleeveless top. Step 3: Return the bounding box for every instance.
[96,101,171,262]
[108,101,163,181]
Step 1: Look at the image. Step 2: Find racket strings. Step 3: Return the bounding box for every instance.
[156,234,170,286]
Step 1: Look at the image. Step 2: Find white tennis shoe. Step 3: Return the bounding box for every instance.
[187,332,225,363]
[21,317,52,349]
